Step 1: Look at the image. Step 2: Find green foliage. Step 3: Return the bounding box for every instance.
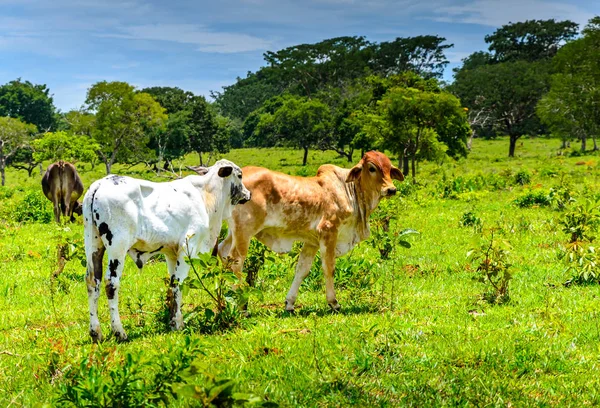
[560,242,600,285]
[452,60,551,156]
[214,35,453,123]
[0,116,38,185]
[183,251,262,334]
[85,81,167,173]
[537,17,600,153]
[468,232,513,304]
[32,131,99,163]
[513,190,552,208]
[514,170,532,185]
[14,189,53,223]
[460,211,483,233]
[368,199,419,259]
[363,79,469,179]
[560,199,600,243]
[484,19,578,62]
[56,337,270,407]
[0,78,56,131]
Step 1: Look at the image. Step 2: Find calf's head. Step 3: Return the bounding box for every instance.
[345,151,404,198]
[190,160,251,205]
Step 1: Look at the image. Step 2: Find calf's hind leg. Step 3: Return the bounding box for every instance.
[85,233,105,343]
[285,244,318,312]
[104,242,130,341]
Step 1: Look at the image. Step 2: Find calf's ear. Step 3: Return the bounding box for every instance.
[187,165,209,176]
[390,167,404,181]
[346,164,363,183]
[218,166,233,178]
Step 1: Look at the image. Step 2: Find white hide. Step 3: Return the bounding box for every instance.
[83,159,250,342]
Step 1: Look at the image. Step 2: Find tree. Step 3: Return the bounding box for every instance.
[363,86,469,180]
[264,96,332,165]
[452,60,551,156]
[485,19,578,62]
[57,110,96,136]
[0,116,37,185]
[537,17,600,151]
[187,96,221,166]
[0,79,57,131]
[85,81,167,174]
[371,35,453,79]
[32,131,100,164]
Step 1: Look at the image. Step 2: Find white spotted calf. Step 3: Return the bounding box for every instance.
[83,160,251,342]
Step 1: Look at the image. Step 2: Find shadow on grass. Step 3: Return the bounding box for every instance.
[270,302,381,318]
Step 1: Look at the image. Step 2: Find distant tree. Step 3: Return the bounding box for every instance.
[140,86,194,114]
[485,19,578,62]
[0,79,57,131]
[214,35,454,123]
[187,96,221,165]
[0,116,37,185]
[268,96,333,165]
[363,87,469,179]
[537,16,600,151]
[57,110,96,136]
[370,35,453,79]
[452,60,551,157]
[211,70,283,122]
[85,81,167,174]
[32,131,100,164]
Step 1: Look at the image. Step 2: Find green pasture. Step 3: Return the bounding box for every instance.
[2,137,600,406]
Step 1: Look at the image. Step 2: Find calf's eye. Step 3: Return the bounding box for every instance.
[369,166,376,173]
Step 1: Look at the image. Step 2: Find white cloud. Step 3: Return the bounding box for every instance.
[101,24,272,53]
[433,0,594,27]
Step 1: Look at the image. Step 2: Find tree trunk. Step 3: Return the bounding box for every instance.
[0,160,5,187]
[198,151,203,166]
[411,155,416,182]
[402,154,409,177]
[348,148,354,163]
[508,135,518,157]
[38,163,43,176]
[467,130,475,151]
[593,136,598,151]
[302,147,309,166]
[581,135,587,152]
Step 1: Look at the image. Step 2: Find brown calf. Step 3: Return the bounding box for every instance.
[219,151,404,311]
[41,161,84,223]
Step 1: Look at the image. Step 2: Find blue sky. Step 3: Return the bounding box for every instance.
[0,0,597,111]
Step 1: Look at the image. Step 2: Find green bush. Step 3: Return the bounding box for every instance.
[514,170,531,186]
[513,191,551,208]
[14,190,53,223]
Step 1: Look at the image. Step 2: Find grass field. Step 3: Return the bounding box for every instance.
[2,137,600,406]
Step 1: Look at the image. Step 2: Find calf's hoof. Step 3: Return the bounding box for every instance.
[90,329,103,343]
[115,331,128,342]
[284,300,295,313]
[328,301,341,312]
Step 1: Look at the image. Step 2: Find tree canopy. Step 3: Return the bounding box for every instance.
[0,79,57,132]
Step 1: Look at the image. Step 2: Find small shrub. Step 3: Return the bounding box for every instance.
[514,191,551,208]
[560,199,600,243]
[56,337,271,407]
[460,211,483,233]
[514,170,531,186]
[468,232,513,305]
[14,190,53,223]
[560,242,600,285]
[182,251,262,334]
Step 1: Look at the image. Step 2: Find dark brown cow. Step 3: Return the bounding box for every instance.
[41,161,84,223]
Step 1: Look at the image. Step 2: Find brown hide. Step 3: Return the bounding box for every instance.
[41,161,84,223]
[220,151,404,311]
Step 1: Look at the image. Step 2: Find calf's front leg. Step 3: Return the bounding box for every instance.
[320,234,340,311]
[166,254,190,331]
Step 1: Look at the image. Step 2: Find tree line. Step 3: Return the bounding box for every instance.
[0,17,598,185]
